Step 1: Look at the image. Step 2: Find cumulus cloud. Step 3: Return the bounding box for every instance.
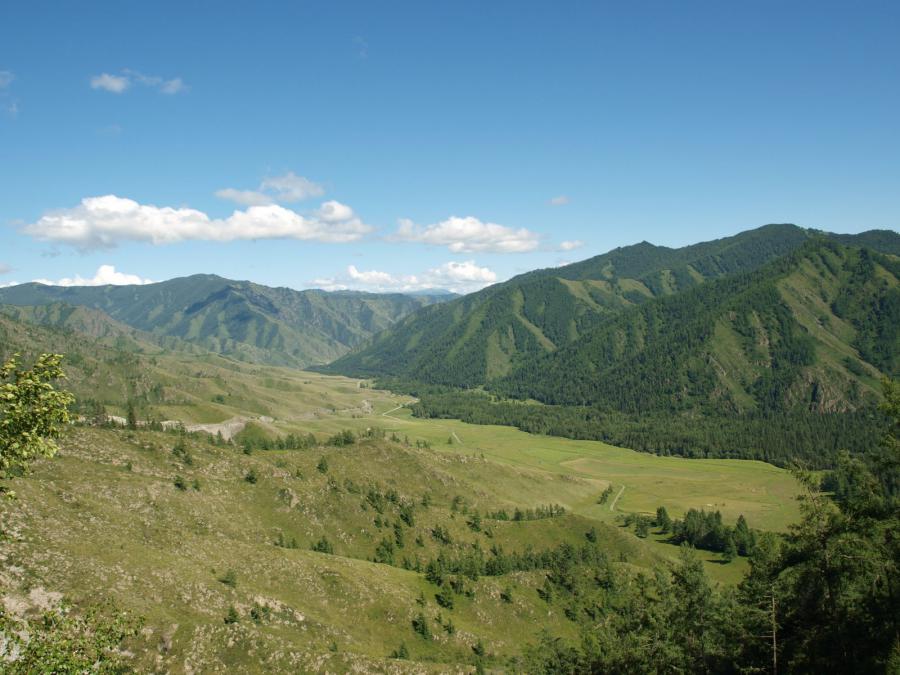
[33,265,154,287]
[392,216,540,254]
[558,240,584,251]
[90,70,188,95]
[313,260,498,294]
[90,73,130,93]
[216,171,324,206]
[23,195,372,250]
[549,195,570,206]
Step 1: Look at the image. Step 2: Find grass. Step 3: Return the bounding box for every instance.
[5,426,600,671]
[1,355,804,670]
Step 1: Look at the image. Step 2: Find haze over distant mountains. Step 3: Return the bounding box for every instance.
[0,274,453,367]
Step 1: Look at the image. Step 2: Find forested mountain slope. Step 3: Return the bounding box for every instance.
[495,240,899,414]
[0,275,451,367]
[325,225,898,387]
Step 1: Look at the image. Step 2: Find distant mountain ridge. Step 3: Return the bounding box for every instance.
[324,225,899,416]
[323,225,895,383]
[0,274,453,367]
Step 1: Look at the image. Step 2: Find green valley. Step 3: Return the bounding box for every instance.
[1,224,897,673]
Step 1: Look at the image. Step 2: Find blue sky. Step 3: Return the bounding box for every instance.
[1,1,898,293]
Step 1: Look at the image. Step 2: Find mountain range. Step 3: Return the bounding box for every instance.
[0,274,453,367]
[2,224,897,420]
[324,224,899,416]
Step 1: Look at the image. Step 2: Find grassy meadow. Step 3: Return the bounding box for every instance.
[2,358,805,670]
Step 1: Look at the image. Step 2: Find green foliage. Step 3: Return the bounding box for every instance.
[0,353,75,478]
[316,455,329,473]
[327,429,355,447]
[311,536,334,554]
[125,400,137,430]
[655,506,671,533]
[374,537,395,564]
[434,583,454,609]
[274,530,298,549]
[667,508,756,557]
[0,603,142,673]
[597,484,614,504]
[244,468,258,484]
[411,612,431,640]
[219,569,237,588]
[224,605,239,624]
[250,603,271,624]
[524,379,900,673]
[390,642,409,659]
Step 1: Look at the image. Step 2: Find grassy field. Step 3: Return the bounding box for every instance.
[257,373,801,584]
[126,359,802,581]
[3,425,648,672]
[1,359,805,670]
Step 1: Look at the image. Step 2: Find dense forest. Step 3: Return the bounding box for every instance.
[408,389,886,467]
[523,382,900,673]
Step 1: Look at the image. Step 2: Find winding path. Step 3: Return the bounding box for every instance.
[381,401,416,423]
[609,485,625,512]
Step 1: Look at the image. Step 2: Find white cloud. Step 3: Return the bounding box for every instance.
[90,73,130,93]
[90,70,188,95]
[159,77,187,94]
[217,171,324,206]
[23,194,372,250]
[549,195,570,206]
[0,281,19,288]
[393,216,540,253]
[558,240,584,251]
[260,172,324,202]
[0,71,13,89]
[213,188,273,206]
[0,263,10,275]
[313,260,498,294]
[33,265,154,287]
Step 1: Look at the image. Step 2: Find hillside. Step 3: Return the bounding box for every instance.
[2,423,650,671]
[324,225,898,388]
[4,303,893,672]
[495,240,898,413]
[0,275,452,367]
